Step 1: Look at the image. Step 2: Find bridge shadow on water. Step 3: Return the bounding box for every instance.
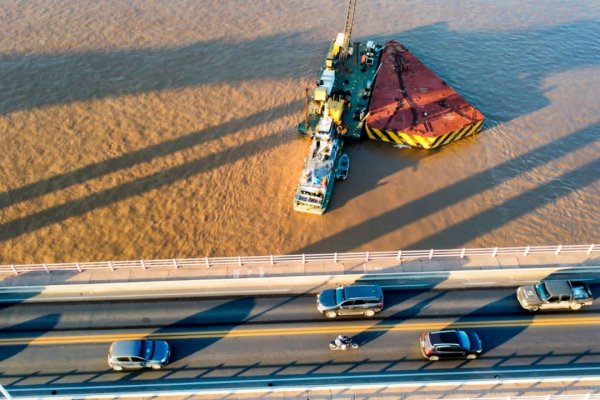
[2,19,596,126]
[0,99,300,214]
[369,19,600,128]
[328,18,600,218]
[0,32,313,117]
[327,141,437,212]
[297,122,600,254]
[1,18,598,253]
[0,124,294,244]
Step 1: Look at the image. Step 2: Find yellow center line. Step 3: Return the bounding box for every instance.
[1,316,599,346]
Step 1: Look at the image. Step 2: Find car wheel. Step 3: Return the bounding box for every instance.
[325,311,338,319]
[528,306,539,312]
[428,355,440,361]
[112,366,124,371]
[570,303,582,310]
[364,309,375,317]
[150,364,162,370]
[466,354,478,360]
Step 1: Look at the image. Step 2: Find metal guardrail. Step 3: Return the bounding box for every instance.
[0,244,600,275]
[474,396,600,400]
[13,393,599,400]
[0,244,597,276]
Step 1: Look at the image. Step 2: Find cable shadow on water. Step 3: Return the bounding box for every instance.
[295,123,600,254]
[0,126,289,243]
[368,18,600,128]
[0,32,315,117]
[408,155,600,250]
[327,141,438,213]
[0,100,301,212]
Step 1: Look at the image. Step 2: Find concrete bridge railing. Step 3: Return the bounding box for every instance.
[1,244,597,276]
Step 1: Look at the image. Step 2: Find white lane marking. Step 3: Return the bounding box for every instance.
[9,366,600,393]
[0,289,292,302]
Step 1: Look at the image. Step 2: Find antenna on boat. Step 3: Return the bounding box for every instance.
[304,87,310,134]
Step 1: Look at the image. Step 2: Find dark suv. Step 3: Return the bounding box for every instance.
[420,329,482,361]
[317,285,384,318]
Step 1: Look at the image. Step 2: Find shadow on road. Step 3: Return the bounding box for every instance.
[352,291,446,347]
[0,314,60,364]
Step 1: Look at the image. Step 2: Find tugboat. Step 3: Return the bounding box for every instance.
[293,116,342,215]
[294,0,380,214]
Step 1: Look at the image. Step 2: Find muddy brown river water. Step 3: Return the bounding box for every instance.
[0,0,598,263]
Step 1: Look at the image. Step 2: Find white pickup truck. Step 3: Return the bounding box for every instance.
[516,280,593,312]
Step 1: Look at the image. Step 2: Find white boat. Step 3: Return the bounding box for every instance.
[293,117,342,215]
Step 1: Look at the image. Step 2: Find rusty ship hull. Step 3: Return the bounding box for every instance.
[366,40,484,149]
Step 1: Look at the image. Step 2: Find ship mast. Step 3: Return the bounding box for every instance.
[339,0,357,63]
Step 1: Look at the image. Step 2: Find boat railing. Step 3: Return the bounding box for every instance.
[295,192,323,204]
[1,244,597,275]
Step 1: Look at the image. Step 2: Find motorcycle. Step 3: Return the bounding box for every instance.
[329,336,359,351]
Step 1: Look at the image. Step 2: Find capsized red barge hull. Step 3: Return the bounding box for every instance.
[366,40,484,149]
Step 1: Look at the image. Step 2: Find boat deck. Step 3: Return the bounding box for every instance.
[366,40,484,149]
[299,41,382,141]
[295,40,381,215]
[337,41,382,140]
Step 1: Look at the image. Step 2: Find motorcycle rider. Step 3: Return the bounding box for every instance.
[334,334,351,350]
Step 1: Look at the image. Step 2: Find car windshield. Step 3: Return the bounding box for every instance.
[535,283,550,301]
[457,331,471,350]
[573,286,589,300]
[141,340,154,359]
[335,287,345,304]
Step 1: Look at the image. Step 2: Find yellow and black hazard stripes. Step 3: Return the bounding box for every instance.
[365,125,432,148]
[430,120,484,148]
[365,120,483,149]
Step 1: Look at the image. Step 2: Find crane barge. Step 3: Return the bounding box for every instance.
[293,0,484,215]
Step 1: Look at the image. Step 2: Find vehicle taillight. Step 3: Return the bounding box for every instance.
[378,302,383,308]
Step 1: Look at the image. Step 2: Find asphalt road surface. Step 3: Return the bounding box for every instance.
[0,286,599,397]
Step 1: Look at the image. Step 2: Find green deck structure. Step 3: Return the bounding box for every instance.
[298,40,382,141]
